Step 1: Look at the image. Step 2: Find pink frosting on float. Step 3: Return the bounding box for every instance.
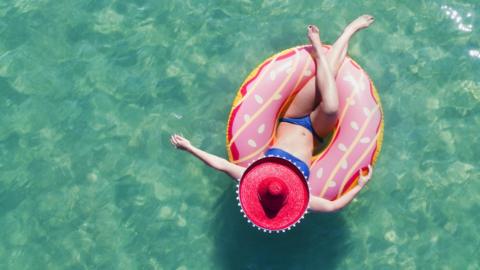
[227,45,383,200]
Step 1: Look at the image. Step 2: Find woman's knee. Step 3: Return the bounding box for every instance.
[321,101,339,115]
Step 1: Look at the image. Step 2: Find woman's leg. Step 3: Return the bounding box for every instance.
[309,15,374,136]
[307,25,338,115]
[325,15,375,77]
[282,15,374,122]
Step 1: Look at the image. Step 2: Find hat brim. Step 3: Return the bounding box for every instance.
[238,157,310,231]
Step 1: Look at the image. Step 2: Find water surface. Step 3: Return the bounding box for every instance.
[0,0,479,269]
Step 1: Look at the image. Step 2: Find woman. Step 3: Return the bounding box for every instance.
[171,15,375,212]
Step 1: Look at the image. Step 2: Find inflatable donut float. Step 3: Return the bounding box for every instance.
[226,45,384,200]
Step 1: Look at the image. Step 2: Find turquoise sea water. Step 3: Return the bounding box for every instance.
[0,0,479,269]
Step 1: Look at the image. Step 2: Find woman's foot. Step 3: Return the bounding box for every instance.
[346,15,374,34]
[307,25,323,56]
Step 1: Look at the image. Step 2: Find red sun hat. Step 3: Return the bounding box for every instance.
[237,156,310,233]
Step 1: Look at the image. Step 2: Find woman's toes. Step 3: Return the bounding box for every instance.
[308,24,319,33]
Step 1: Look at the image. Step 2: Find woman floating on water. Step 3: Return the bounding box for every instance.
[171,15,375,214]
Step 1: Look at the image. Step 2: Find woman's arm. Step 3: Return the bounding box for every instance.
[170,134,245,181]
[308,165,373,212]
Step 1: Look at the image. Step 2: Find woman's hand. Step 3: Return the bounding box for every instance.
[169,133,245,180]
[170,134,192,151]
[358,165,373,188]
[310,164,373,212]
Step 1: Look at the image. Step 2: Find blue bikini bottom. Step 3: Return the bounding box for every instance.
[264,148,310,180]
[279,115,323,142]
